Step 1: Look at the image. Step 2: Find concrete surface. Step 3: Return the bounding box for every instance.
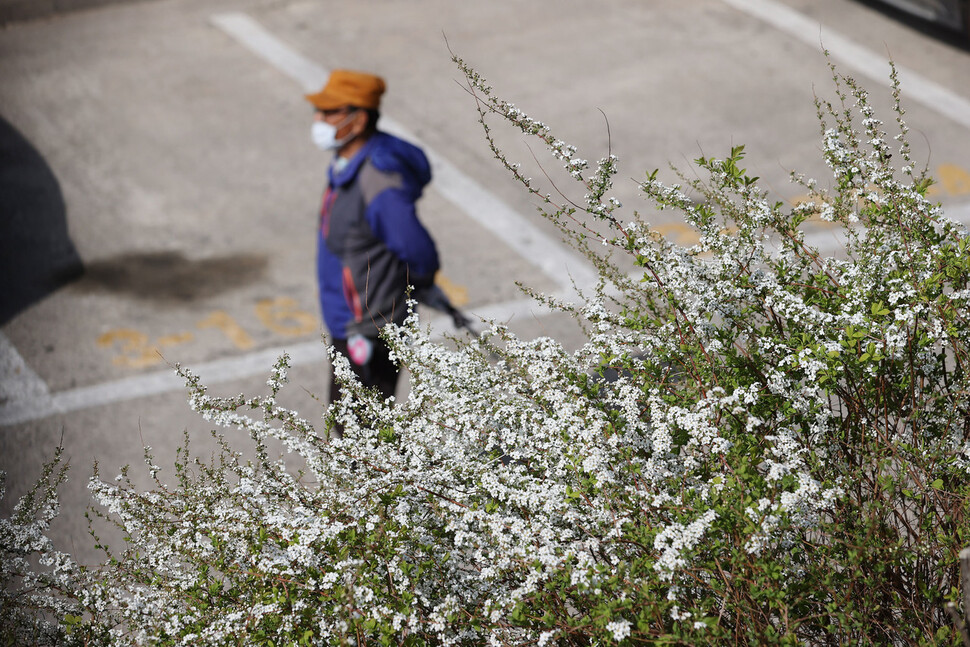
[1,0,969,564]
[0,0,154,26]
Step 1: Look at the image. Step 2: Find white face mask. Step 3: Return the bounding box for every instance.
[311,111,358,151]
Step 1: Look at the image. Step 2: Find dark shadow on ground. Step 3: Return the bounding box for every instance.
[850,0,970,51]
[72,250,268,303]
[0,114,83,325]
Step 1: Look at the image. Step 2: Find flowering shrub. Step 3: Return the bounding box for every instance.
[3,59,970,645]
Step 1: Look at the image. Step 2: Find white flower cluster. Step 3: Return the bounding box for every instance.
[606,618,632,641]
[5,60,970,646]
[0,451,85,644]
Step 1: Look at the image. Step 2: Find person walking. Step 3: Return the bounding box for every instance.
[306,69,441,405]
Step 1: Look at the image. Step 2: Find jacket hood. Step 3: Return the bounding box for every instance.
[330,132,431,199]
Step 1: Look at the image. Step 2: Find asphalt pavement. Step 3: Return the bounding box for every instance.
[1,0,969,563]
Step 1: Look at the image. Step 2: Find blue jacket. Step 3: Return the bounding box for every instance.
[317,132,440,339]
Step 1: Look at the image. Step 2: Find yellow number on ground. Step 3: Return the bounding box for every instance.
[435,275,469,307]
[197,311,255,350]
[97,329,193,368]
[255,297,318,336]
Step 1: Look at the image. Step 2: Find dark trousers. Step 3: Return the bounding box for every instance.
[329,336,400,405]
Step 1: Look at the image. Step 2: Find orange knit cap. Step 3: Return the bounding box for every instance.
[305,70,386,111]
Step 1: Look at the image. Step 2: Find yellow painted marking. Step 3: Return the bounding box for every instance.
[938,163,970,196]
[197,310,255,350]
[435,274,469,307]
[653,222,700,245]
[97,329,142,349]
[255,297,318,336]
[156,332,194,347]
[98,329,156,368]
[97,328,193,368]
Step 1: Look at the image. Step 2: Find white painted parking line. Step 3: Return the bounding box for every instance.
[0,332,54,425]
[0,12,599,427]
[0,284,569,427]
[0,278,592,427]
[0,338,323,427]
[209,12,597,291]
[5,193,970,427]
[720,0,970,131]
[0,307,531,426]
[5,7,968,428]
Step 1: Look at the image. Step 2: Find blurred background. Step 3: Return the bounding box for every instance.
[2,0,969,563]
